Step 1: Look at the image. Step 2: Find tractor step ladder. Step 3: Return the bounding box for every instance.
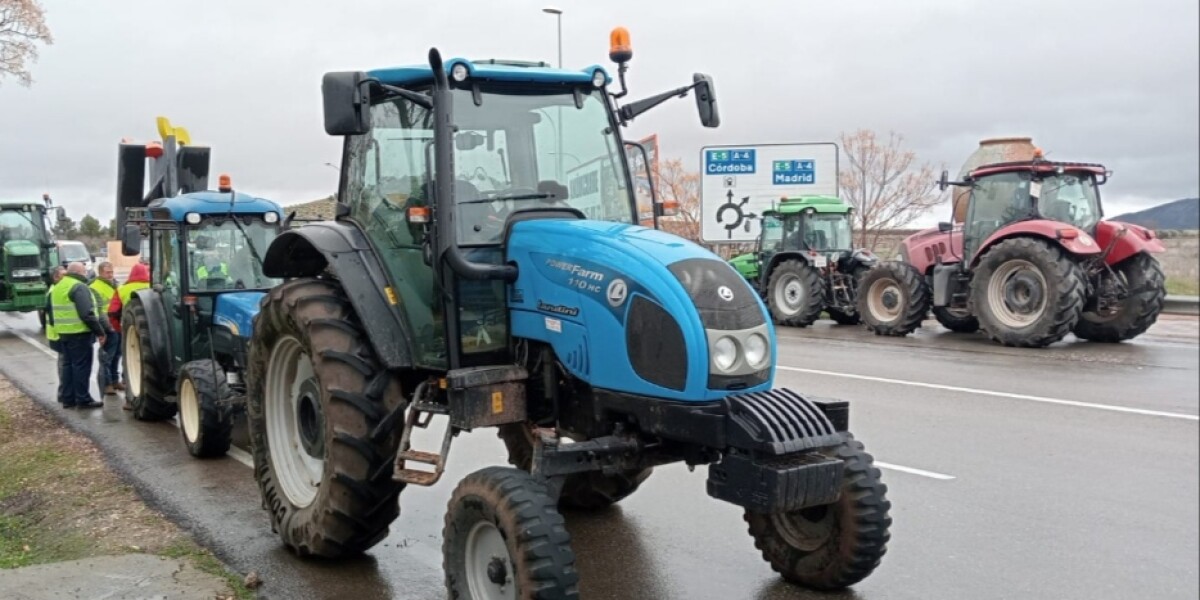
[393,400,452,487]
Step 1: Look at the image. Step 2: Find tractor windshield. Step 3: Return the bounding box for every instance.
[804,213,853,251]
[451,85,634,245]
[1037,173,1101,231]
[184,217,280,291]
[0,207,49,246]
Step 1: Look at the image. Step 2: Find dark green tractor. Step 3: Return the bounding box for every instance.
[0,197,62,327]
[730,196,877,327]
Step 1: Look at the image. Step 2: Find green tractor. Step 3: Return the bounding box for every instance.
[730,196,878,327]
[0,195,62,325]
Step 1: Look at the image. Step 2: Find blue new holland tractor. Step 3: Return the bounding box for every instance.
[117,118,285,458]
[248,29,891,597]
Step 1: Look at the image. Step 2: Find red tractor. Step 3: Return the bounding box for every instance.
[859,152,1166,347]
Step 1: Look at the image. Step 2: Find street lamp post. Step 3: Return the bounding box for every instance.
[542,7,563,67]
[542,7,564,180]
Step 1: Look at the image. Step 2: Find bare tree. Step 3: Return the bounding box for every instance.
[0,0,53,86]
[654,158,702,242]
[839,129,944,251]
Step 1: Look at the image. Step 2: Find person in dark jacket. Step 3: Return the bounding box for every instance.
[47,262,108,409]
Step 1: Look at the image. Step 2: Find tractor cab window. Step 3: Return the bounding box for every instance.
[184,218,279,291]
[0,208,47,246]
[761,214,784,251]
[965,172,1033,257]
[454,84,634,245]
[804,213,852,251]
[1037,173,1101,231]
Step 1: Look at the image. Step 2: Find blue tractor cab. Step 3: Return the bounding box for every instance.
[248,29,891,597]
[116,117,284,458]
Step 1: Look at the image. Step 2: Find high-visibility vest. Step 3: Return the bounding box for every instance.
[45,290,59,342]
[89,278,117,319]
[116,281,150,308]
[50,277,90,335]
[196,262,228,280]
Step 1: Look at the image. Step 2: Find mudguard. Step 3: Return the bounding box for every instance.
[261,221,413,369]
[1094,220,1165,265]
[972,220,1101,266]
[130,288,175,388]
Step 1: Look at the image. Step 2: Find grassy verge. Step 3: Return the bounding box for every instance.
[0,377,252,598]
[1166,278,1199,296]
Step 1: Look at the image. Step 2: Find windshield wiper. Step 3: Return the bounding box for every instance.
[229,218,268,286]
[460,193,553,205]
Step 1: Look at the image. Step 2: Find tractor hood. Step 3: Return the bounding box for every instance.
[3,239,41,257]
[212,291,266,339]
[505,218,774,402]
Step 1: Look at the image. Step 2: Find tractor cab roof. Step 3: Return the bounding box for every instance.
[969,160,1107,180]
[764,195,852,217]
[148,191,283,222]
[368,58,611,88]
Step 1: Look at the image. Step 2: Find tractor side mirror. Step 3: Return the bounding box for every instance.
[937,170,950,192]
[693,74,720,128]
[322,71,372,136]
[121,224,141,256]
[938,221,953,233]
[55,206,67,223]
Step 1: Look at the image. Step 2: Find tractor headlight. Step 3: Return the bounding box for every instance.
[185,212,201,225]
[12,268,41,279]
[713,336,739,372]
[263,212,279,224]
[744,333,768,368]
[591,70,607,88]
[451,63,469,82]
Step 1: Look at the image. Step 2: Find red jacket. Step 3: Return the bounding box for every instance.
[107,263,150,330]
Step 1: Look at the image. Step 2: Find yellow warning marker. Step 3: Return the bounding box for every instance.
[155,116,192,146]
[491,391,504,414]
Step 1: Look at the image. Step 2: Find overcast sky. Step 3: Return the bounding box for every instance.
[1,0,1196,227]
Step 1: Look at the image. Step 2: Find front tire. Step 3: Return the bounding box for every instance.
[767,259,826,327]
[1073,252,1165,343]
[857,261,929,336]
[247,278,407,558]
[443,467,579,599]
[497,423,651,510]
[177,360,233,458]
[745,435,891,590]
[970,238,1085,348]
[932,306,980,333]
[122,299,175,421]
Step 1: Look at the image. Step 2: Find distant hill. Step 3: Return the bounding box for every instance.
[1111,198,1199,231]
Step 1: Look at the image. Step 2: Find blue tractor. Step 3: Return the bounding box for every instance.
[249,29,891,597]
[117,118,285,458]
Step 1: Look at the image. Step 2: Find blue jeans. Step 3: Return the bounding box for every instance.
[97,332,121,390]
[58,333,96,407]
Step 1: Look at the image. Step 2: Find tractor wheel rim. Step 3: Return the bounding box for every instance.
[774,274,804,315]
[988,260,1048,328]
[180,379,200,443]
[124,326,141,398]
[867,278,904,322]
[771,505,834,553]
[265,335,323,509]
[465,520,516,600]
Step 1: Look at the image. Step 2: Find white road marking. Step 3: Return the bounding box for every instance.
[874,461,956,480]
[8,327,58,359]
[778,365,1200,422]
[226,446,255,468]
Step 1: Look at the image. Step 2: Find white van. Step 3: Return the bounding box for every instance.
[57,240,96,279]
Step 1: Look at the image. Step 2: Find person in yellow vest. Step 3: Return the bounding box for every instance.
[45,266,68,406]
[108,261,150,410]
[89,261,122,395]
[47,262,107,409]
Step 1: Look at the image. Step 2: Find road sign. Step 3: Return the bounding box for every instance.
[700,142,838,243]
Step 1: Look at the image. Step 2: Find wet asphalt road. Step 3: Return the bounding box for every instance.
[1,311,1196,600]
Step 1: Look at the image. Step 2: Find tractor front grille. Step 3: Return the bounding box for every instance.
[8,255,40,271]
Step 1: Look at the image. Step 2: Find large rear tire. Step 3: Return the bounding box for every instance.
[857,261,929,336]
[122,299,175,421]
[177,360,233,458]
[767,259,826,327]
[970,238,1085,348]
[1073,253,1165,343]
[443,467,579,599]
[932,306,979,333]
[497,423,651,510]
[247,278,407,558]
[745,435,891,590]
